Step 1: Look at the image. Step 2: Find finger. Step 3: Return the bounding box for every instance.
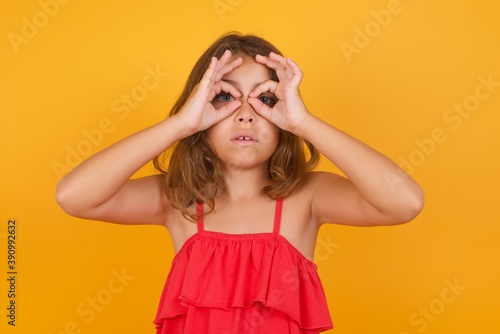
[199,56,218,87]
[249,80,278,98]
[212,80,242,100]
[215,100,242,119]
[269,52,302,77]
[257,53,303,85]
[213,56,243,82]
[213,50,232,78]
[284,57,303,84]
[259,52,290,72]
[255,54,278,69]
[199,54,242,93]
[214,50,241,74]
[255,54,292,81]
[267,52,302,74]
[268,52,290,71]
[215,49,233,71]
[247,96,270,115]
[269,52,288,65]
[247,97,277,126]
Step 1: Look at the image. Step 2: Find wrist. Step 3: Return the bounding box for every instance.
[168,114,197,139]
[290,111,315,139]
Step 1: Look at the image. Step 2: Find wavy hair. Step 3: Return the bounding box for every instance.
[153,32,319,221]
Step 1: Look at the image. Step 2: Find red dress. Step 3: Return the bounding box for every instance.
[154,199,333,333]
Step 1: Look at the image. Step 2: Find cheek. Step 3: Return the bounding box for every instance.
[260,126,280,151]
[206,120,224,141]
[205,126,220,152]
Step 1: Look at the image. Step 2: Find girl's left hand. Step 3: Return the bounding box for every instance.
[248,52,310,133]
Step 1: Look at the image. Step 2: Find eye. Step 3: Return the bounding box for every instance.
[213,93,234,103]
[259,95,277,107]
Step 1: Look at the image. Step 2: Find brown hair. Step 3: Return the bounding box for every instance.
[153,32,319,221]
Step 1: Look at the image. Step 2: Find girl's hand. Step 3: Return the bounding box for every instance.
[248,52,310,133]
[176,50,243,136]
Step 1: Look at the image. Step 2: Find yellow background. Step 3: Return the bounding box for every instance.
[1,0,499,333]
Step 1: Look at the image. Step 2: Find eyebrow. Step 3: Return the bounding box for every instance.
[222,79,240,90]
[222,79,263,92]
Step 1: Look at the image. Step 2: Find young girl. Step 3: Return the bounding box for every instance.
[56,33,424,333]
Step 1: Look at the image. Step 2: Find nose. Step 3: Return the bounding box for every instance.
[234,100,255,124]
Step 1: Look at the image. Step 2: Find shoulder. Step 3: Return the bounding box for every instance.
[285,171,347,205]
[292,171,365,225]
[283,171,345,219]
[298,171,347,196]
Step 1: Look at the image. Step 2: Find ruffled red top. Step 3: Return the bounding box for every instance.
[154,199,333,333]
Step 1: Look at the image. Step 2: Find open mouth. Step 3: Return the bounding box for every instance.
[232,132,257,142]
[235,136,253,141]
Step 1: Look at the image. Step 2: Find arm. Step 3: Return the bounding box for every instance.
[296,116,424,226]
[55,118,186,225]
[56,50,244,225]
[249,53,424,226]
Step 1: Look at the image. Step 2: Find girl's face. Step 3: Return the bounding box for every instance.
[206,56,280,171]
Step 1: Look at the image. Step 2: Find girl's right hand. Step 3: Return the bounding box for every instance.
[175,50,243,136]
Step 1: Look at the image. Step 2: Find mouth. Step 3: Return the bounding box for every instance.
[234,136,254,141]
[232,133,257,143]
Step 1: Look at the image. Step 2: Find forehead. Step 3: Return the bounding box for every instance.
[222,57,271,86]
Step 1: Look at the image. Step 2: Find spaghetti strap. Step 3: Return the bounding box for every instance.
[196,202,204,232]
[273,198,283,235]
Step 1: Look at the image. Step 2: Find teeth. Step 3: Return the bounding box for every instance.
[237,136,251,140]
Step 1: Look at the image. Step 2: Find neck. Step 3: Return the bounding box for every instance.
[219,166,270,201]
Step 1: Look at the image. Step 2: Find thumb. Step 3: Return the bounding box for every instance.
[215,100,242,121]
[248,97,273,122]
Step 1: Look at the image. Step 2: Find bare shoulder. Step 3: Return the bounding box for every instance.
[294,171,347,201]
[302,171,346,188]
[302,171,407,227]
[279,171,345,226]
